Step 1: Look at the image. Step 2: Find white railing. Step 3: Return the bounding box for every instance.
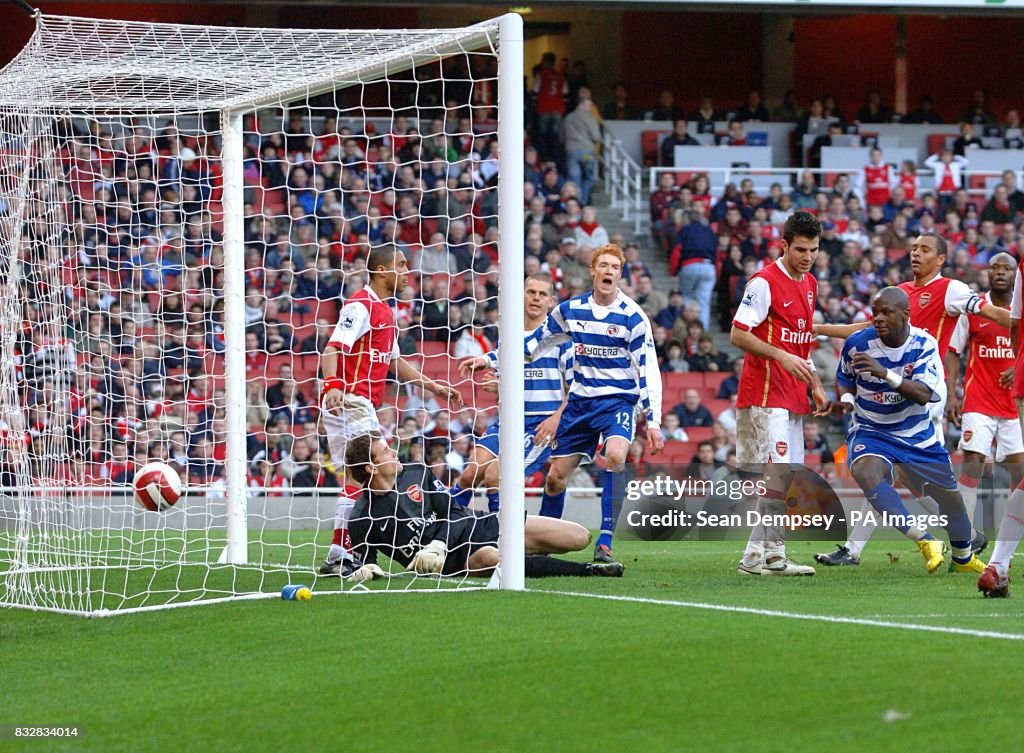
[602,129,646,236]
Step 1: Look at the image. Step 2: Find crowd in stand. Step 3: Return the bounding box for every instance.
[9,50,1021,493]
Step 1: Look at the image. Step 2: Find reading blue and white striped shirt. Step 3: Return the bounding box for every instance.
[837,325,946,449]
[523,290,663,428]
[485,332,574,417]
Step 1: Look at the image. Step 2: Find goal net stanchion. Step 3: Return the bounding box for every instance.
[0,12,524,615]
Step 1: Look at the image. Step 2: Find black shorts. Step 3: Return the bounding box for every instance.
[441,512,500,575]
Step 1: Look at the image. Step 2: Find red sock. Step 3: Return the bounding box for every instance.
[959,474,980,489]
[332,528,343,546]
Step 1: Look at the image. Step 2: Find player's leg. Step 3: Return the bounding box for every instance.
[848,450,945,572]
[524,514,591,553]
[981,416,1024,595]
[540,453,582,518]
[958,412,995,537]
[924,482,983,572]
[320,397,378,574]
[595,434,631,562]
[452,419,499,508]
[466,545,500,576]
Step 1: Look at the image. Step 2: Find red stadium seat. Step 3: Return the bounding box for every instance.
[926,134,958,156]
[641,130,670,167]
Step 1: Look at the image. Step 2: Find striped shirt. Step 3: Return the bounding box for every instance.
[524,290,663,428]
[837,325,945,449]
[485,332,574,417]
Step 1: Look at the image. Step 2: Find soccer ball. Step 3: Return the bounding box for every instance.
[133,462,183,511]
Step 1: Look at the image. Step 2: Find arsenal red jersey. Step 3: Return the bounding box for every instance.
[327,287,399,406]
[950,295,1015,419]
[863,163,892,207]
[733,259,817,413]
[899,273,982,356]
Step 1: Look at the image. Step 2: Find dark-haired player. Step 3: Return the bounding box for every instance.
[732,211,831,576]
[318,245,462,576]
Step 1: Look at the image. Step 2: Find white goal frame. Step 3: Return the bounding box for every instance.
[0,11,525,612]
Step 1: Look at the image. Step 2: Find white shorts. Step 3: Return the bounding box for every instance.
[321,394,380,469]
[959,411,1024,462]
[736,407,805,466]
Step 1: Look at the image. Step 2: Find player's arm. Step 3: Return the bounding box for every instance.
[829,340,858,419]
[812,321,872,338]
[409,473,453,575]
[321,303,372,413]
[524,302,572,361]
[944,315,969,425]
[459,348,498,376]
[731,277,813,383]
[392,356,464,409]
[949,279,1011,328]
[809,366,831,416]
[850,349,940,406]
[534,344,575,448]
[630,310,665,453]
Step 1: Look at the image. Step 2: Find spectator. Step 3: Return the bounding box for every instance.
[673,388,714,428]
[719,119,747,146]
[633,274,668,320]
[959,89,996,126]
[924,147,968,212]
[662,412,689,441]
[855,90,892,123]
[790,170,819,210]
[736,90,770,122]
[602,82,640,121]
[659,119,699,167]
[686,333,729,372]
[953,122,984,156]
[684,441,723,481]
[662,341,690,373]
[716,356,743,399]
[905,94,943,124]
[651,89,684,122]
[982,184,1014,225]
[716,393,738,431]
[561,87,602,206]
[670,208,717,330]
[531,52,567,162]
[690,96,719,131]
[574,205,609,252]
[655,289,685,330]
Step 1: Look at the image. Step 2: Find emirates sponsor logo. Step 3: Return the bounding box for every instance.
[369,348,393,364]
[980,336,1013,359]
[779,328,814,344]
[807,290,814,307]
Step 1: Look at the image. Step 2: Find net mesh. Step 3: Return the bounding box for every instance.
[0,13,508,614]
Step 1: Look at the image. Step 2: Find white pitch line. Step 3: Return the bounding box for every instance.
[541,590,1024,641]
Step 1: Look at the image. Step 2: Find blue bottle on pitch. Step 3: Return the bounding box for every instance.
[281,584,312,600]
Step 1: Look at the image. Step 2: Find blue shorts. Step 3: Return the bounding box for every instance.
[847,428,957,491]
[476,415,552,476]
[552,395,638,462]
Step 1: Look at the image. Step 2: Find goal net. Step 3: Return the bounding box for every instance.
[0,12,525,615]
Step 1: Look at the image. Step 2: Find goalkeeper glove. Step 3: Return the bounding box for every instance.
[347,563,385,585]
[409,540,447,574]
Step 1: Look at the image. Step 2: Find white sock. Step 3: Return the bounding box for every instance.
[742,497,778,563]
[845,500,876,559]
[916,495,941,515]
[990,486,1024,577]
[958,483,979,528]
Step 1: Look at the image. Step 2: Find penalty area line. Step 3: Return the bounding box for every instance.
[541,590,1024,642]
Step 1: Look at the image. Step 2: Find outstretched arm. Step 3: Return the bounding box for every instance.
[812,321,872,339]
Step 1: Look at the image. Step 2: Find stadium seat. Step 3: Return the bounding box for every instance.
[641,130,669,167]
[926,133,958,155]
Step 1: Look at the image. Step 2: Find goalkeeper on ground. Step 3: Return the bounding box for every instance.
[344,432,624,581]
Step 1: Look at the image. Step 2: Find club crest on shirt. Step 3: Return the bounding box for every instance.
[963,430,973,442]
[775,441,788,456]
[607,325,619,336]
[407,484,422,503]
[903,362,915,377]
[919,292,932,307]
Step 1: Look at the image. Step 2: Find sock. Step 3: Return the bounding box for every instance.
[487,492,500,512]
[865,481,934,542]
[760,489,789,561]
[448,483,473,507]
[539,490,565,518]
[990,481,1024,576]
[329,485,361,563]
[958,474,980,528]
[597,469,626,550]
[844,500,877,559]
[916,495,941,515]
[524,555,593,578]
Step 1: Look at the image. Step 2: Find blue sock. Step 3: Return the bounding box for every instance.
[487,492,500,512]
[866,481,935,540]
[449,484,473,507]
[945,507,973,562]
[598,469,626,550]
[539,490,565,518]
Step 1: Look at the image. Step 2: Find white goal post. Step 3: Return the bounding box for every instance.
[0,11,524,614]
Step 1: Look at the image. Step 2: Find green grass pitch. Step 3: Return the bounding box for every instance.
[3,539,1023,753]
